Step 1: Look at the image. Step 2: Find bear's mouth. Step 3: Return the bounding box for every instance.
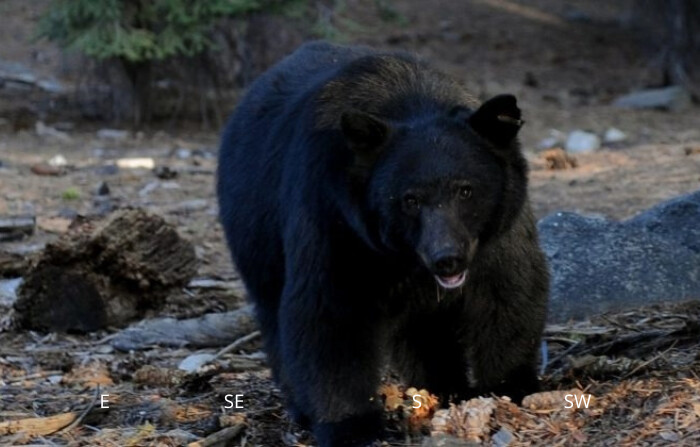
[435,270,468,289]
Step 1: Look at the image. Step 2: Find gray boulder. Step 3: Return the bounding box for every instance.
[540,190,700,322]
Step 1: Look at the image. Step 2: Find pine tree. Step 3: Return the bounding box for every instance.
[38,0,308,125]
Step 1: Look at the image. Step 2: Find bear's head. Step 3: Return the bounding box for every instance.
[341,95,528,289]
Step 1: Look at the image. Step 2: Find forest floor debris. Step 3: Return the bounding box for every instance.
[2,301,700,445]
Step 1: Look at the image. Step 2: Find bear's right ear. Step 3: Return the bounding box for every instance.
[340,111,390,156]
[467,94,524,147]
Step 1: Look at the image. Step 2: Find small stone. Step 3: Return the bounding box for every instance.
[47,375,63,384]
[191,148,215,159]
[492,427,514,447]
[565,130,600,153]
[31,163,65,176]
[175,148,192,159]
[97,182,110,196]
[0,278,22,307]
[48,155,68,167]
[154,165,178,180]
[659,431,680,442]
[97,129,129,140]
[178,353,216,372]
[603,127,627,144]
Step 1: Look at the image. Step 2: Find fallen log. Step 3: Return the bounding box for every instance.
[14,209,197,332]
[0,215,35,242]
[111,305,256,351]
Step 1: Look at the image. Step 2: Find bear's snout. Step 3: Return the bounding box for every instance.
[428,249,469,289]
[431,250,466,277]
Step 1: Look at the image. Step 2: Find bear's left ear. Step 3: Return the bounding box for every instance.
[467,94,524,147]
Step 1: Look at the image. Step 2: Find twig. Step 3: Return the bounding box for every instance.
[600,315,642,333]
[4,370,63,384]
[59,384,101,433]
[544,336,580,345]
[212,331,261,361]
[622,341,678,379]
[187,423,245,447]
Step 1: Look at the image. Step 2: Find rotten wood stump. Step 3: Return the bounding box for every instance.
[14,209,197,332]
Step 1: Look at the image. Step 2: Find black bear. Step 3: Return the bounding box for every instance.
[218,41,549,446]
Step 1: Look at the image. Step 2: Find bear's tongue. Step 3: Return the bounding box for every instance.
[435,270,467,289]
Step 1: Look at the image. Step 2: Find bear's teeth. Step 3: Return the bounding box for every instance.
[436,271,467,289]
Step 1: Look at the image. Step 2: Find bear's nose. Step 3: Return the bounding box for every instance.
[432,252,466,277]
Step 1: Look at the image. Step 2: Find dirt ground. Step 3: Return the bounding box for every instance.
[2,0,700,446]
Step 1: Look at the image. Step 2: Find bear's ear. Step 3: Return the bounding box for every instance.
[467,94,524,146]
[340,111,390,155]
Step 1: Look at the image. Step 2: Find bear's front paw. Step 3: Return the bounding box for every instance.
[313,411,383,447]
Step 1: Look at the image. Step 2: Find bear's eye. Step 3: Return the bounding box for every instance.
[403,193,419,210]
[458,185,472,200]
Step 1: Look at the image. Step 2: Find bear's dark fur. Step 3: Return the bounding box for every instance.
[217,41,549,447]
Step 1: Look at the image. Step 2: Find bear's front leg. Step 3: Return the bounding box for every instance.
[279,283,384,447]
[467,293,546,404]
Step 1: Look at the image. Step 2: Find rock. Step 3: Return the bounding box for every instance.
[537,130,566,151]
[154,165,178,180]
[540,190,700,322]
[175,148,192,159]
[492,427,514,447]
[565,130,600,153]
[35,122,71,143]
[613,86,691,111]
[0,278,22,307]
[48,155,68,167]
[191,148,215,159]
[0,60,37,84]
[37,216,72,234]
[96,182,110,196]
[31,163,65,176]
[97,129,129,140]
[603,127,627,144]
[178,353,216,372]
